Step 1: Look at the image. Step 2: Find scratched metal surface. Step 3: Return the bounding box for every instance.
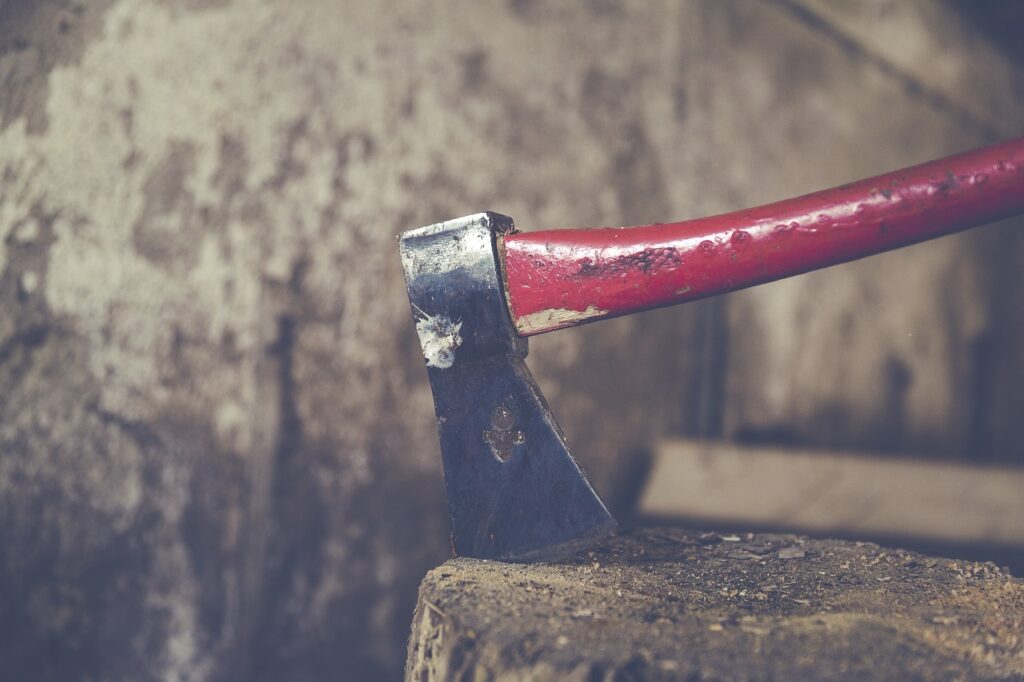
[0,0,1022,680]
[399,214,615,561]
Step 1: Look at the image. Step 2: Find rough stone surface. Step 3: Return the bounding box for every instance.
[1,1,1022,680]
[408,528,1024,681]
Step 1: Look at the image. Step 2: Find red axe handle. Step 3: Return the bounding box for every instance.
[502,138,1024,336]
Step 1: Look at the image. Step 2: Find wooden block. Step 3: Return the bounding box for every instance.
[406,528,1024,681]
[640,439,1024,547]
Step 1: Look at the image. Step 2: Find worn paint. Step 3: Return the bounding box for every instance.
[515,305,608,335]
[414,311,463,369]
[503,139,1024,335]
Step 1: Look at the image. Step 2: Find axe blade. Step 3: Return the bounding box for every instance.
[399,212,615,561]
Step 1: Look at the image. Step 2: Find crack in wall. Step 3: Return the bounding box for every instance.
[768,0,1006,142]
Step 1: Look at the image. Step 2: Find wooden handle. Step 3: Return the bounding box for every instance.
[502,138,1024,335]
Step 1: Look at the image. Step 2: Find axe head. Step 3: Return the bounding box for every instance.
[399,212,616,561]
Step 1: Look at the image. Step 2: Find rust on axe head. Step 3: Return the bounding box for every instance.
[399,212,616,561]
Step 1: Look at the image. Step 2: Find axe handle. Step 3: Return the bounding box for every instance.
[502,137,1024,336]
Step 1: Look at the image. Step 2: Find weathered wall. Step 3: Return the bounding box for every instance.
[0,0,1021,680]
[721,0,1024,459]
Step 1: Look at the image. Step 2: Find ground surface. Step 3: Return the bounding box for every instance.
[408,528,1024,681]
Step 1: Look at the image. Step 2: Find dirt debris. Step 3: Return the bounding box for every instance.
[407,527,1024,681]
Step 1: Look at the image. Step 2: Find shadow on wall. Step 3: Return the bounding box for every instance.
[948,0,1024,64]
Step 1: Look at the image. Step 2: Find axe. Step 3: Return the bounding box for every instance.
[399,138,1024,562]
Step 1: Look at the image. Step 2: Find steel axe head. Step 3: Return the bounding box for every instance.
[399,212,616,561]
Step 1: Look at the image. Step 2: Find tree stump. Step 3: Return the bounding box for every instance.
[406,528,1024,681]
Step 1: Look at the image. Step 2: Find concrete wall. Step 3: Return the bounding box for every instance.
[1,0,1021,679]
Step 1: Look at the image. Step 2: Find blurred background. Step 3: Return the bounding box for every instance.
[1,0,1022,680]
